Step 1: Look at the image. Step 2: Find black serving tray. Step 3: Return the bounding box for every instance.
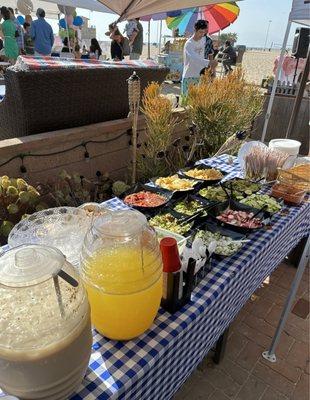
[222,178,262,199]
[192,220,246,260]
[178,164,228,187]
[170,194,211,217]
[149,176,199,196]
[195,184,229,205]
[207,199,272,234]
[147,207,196,236]
[120,183,173,212]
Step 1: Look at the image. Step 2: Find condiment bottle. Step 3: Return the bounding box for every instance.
[160,237,183,313]
[81,210,163,340]
[0,244,92,400]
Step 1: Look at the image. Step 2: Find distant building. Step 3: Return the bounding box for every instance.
[81,17,96,41]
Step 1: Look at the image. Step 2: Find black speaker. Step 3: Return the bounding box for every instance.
[292,27,310,58]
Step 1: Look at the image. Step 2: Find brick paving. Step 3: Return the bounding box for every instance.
[173,262,310,400]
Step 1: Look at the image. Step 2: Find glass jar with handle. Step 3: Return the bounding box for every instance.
[81,209,163,340]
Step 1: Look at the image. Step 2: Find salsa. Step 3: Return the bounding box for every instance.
[124,191,166,207]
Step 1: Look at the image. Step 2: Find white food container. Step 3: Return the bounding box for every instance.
[269,139,301,168]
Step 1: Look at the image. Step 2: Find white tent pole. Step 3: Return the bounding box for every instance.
[261,19,292,143]
[158,19,163,54]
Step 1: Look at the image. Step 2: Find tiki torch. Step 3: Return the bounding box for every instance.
[127,71,141,185]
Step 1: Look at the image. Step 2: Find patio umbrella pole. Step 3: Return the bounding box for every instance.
[262,236,310,363]
[158,20,163,54]
[128,72,141,185]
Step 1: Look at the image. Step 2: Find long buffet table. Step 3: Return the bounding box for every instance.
[2,155,310,400]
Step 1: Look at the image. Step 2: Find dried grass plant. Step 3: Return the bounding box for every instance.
[187,68,264,159]
[137,82,180,180]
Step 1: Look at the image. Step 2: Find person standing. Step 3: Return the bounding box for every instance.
[8,7,24,54]
[181,20,210,96]
[61,37,71,53]
[110,29,125,61]
[30,8,54,56]
[23,22,34,55]
[90,38,102,59]
[0,7,19,63]
[222,40,237,75]
[130,18,143,60]
[204,21,215,60]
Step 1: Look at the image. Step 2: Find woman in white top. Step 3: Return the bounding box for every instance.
[182,19,209,96]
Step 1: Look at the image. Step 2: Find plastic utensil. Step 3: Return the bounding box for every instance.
[238,141,267,169]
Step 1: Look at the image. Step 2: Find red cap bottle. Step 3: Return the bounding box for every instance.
[160,237,181,273]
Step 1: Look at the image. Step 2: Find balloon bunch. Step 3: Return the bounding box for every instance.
[59,6,84,35]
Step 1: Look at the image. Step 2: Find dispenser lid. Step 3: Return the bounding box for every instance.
[0,244,65,287]
[269,139,301,156]
[93,209,147,238]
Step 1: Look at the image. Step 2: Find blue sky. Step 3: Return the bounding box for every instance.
[50,1,299,48]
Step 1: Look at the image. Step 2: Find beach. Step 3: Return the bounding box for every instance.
[142,45,280,85]
[97,40,280,86]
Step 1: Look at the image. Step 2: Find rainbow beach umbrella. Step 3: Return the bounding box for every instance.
[166,2,240,35]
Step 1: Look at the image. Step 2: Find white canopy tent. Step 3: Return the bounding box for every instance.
[261,0,310,142]
[3,0,59,18]
[41,0,115,14]
[3,0,114,19]
[97,0,232,21]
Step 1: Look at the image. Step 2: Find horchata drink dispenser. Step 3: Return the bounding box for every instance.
[0,244,92,400]
[81,210,163,340]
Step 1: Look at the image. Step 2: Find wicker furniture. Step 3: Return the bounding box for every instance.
[0,62,168,139]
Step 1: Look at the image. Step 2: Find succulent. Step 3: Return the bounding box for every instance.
[7,186,19,197]
[7,204,19,214]
[16,178,28,191]
[112,181,130,197]
[0,221,14,237]
[1,179,10,189]
[0,175,47,244]
[19,191,30,204]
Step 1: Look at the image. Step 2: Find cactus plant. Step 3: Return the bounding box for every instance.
[0,176,47,244]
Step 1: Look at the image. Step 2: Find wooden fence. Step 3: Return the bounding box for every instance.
[251,94,309,155]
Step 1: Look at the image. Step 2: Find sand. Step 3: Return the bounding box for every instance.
[240,49,280,85]
[98,40,280,86]
[143,45,280,85]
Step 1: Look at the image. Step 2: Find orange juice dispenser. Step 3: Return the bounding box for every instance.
[0,244,92,400]
[81,210,163,340]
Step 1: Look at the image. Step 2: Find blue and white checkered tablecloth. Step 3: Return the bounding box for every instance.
[68,155,310,400]
[1,155,309,400]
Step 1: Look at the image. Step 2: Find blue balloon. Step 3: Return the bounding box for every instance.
[73,16,83,26]
[17,15,25,25]
[59,18,67,29]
